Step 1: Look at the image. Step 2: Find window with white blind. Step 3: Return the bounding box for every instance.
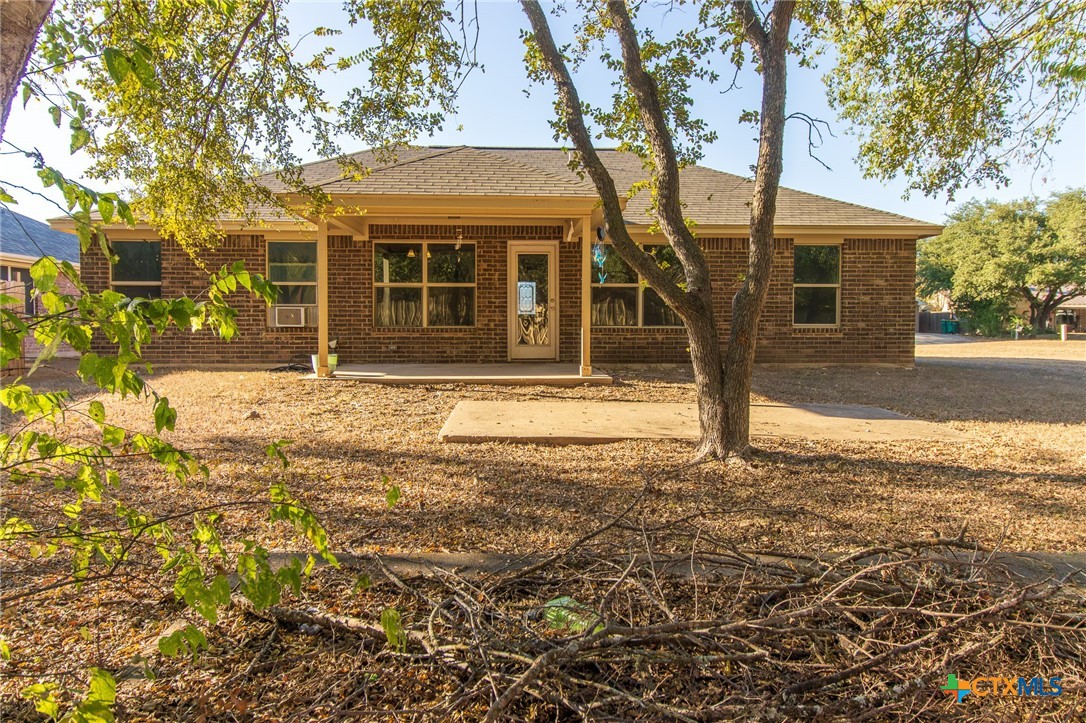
[590,243,684,328]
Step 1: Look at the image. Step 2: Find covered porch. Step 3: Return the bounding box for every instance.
[298,198,608,379]
[307,362,612,386]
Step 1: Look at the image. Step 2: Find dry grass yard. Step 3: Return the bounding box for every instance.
[3,336,1084,719]
[14,337,1084,555]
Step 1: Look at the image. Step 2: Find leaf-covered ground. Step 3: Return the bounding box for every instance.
[2,336,1084,719]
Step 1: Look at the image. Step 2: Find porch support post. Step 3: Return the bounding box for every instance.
[579,215,592,377]
[316,220,330,377]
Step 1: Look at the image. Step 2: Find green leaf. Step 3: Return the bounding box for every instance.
[158,624,208,661]
[86,668,116,705]
[264,439,291,468]
[0,187,14,204]
[115,198,135,225]
[383,477,401,508]
[21,682,60,719]
[542,596,601,633]
[29,258,58,293]
[380,608,407,652]
[130,51,160,91]
[48,105,61,127]
[20,83,31,108]
[97,196,115,224]
[158,632,181,657]
[153,396,176,432]
[88,401,106,423]
[102,425,125,446]
[71,128,92,153]
[102,48,132,86]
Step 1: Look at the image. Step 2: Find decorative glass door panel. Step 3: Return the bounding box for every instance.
[509,243,558,360]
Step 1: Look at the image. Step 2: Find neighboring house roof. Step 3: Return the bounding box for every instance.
[258,145,939,230]
[1,207,81,264]
[1055,296,1086,310]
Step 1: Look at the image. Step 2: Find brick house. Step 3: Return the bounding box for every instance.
[2,207,81,313]
[60,146,941,374]
[2,208,82,373]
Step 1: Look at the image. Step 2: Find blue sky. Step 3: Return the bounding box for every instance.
[4,0,1084,226]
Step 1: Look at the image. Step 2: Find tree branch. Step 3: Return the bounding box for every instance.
[736,0,768,57]
[604,0,712,304]
[519,0,692,316]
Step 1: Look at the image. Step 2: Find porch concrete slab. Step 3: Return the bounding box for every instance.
[310,363,612,386]
[438,400,969,444]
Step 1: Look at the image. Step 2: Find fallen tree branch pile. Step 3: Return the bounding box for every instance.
[242,503,1086,720]
[3,481,1084,720]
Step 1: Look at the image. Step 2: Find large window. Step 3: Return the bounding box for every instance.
[793,244,840,326]
[591,243,683,327]
[268,242,317,304]
[268,241,317,327]
[111,240,161,298]
[374,242,476,327]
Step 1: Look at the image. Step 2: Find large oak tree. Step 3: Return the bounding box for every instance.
[919,189,1086,333]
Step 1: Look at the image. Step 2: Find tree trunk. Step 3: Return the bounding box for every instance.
[685,309,728,458]
[1034,297,1056,334]
[523,0,795,460]
[719,1,796,456]
[0,1,53,143]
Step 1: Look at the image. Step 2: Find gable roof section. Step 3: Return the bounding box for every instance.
[1,207,80,263]
[260,146,937,230]
[58,146,938,232]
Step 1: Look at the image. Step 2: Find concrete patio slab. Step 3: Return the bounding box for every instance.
[438,400,969,444]
[306,363,612,386]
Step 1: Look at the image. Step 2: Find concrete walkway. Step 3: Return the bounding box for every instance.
[268,549,1083,587]
[439,400,968,444]
[915,332,978,345]
[309,363,612,386]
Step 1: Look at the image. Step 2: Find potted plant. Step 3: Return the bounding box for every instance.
[312,338,338,374]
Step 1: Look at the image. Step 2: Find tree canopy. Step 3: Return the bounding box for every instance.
[825,0,1086,199]
[918,189,1086,332]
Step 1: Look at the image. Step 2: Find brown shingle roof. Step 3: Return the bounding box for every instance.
[262,146,597,197]
[251,145,938,229]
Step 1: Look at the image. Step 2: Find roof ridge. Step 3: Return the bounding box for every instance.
[467,147,597,192]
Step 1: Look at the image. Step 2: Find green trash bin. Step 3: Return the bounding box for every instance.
[940,319,950,333]
[947,320,960,334]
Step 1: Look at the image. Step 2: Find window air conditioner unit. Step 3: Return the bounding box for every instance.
[274,306,306,328]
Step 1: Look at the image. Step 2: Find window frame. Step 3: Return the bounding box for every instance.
[109,239,162,298]
[373,240,477,329]
[266,240,318,327]
[590,242,684,329]
[792,240,842,328]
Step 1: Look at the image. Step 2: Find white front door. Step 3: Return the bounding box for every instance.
[508,242,558,360]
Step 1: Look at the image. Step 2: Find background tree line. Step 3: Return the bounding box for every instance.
[918,189,1086,336]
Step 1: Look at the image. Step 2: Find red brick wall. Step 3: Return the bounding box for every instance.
[2,270,82,372]
[79,228,915,366]
[589,237,916,366]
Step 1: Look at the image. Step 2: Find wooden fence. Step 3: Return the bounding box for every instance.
[916,311,956,333]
